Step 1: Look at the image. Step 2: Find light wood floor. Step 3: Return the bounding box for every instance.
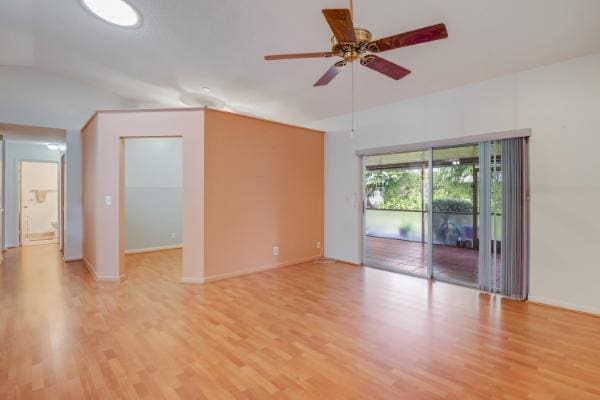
[1,245,600,399]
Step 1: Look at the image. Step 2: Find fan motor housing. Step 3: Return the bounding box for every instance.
[331,28,372,62]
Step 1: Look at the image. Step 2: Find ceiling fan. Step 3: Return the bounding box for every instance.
[264,8,448,86]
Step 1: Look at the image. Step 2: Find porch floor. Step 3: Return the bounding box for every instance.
[365,236,497,286]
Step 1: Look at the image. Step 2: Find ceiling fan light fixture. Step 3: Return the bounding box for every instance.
[263,8,448,87]
[81,0,142,28]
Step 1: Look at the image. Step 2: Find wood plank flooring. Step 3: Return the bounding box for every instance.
[1,244,600,399]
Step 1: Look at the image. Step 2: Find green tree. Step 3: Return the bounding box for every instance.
[365,168,423,210]
[433,165,474,206]
[366,165,486,212]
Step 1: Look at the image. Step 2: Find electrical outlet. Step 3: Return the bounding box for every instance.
[170,233,177,239]
[317,241,321,249]
[273,246,279,256]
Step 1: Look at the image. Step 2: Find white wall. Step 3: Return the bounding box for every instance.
[124,138,182,252]
[65,130,83,260]
[310,52,600,315]
[0,66,132,130]
[4,142,62,248]
[324,132,363,264]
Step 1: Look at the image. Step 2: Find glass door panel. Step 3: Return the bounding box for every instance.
[364,150,430,277]
[431,144,480,287]
[490,141,503,292]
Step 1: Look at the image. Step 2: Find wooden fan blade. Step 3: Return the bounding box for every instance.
[314,61,346,87]
[360,55,411,80]
[264,52,334,61]
[322,9,356,44]
[368,23,448,53]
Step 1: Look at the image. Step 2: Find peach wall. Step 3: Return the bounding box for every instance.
[82,116,98,275]
[203,109,324,281]
[81,109,205,282]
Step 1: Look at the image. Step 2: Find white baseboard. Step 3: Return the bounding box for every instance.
[203,255,322,283]
[333,258,361,266]
[180,277,204,284]
[64,256,83,262]
[82,258,125,282]
[125,244,182,255]
[528,295,600,317]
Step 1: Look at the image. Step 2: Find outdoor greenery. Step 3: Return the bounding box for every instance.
[432,198,472,213]
[366,165,476,212]
[432,165,475,209]
[365,164,503,212]
[365,168,423,210]
[365,158,504,248]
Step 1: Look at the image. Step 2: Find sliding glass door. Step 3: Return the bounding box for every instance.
[363,150,430,277]
[363,137,528,297]
[431,144,480,287]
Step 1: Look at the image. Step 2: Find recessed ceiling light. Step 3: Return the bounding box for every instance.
[201,87,212,93]
[81,0,142,28]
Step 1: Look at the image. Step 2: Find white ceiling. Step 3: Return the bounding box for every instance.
[1,0,600,125]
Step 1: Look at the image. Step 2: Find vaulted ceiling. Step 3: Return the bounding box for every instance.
[2,0,600,125]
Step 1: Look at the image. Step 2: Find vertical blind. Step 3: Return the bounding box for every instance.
[500,137,530,299]
[479,137,529,298]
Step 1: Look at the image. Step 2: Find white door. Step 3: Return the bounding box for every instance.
[20,161,59,246]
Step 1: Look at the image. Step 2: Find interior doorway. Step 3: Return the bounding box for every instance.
[122,137,183,280]
[19,161,59,246]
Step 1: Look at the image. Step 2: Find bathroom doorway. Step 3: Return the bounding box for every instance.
[19,161,59,246]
